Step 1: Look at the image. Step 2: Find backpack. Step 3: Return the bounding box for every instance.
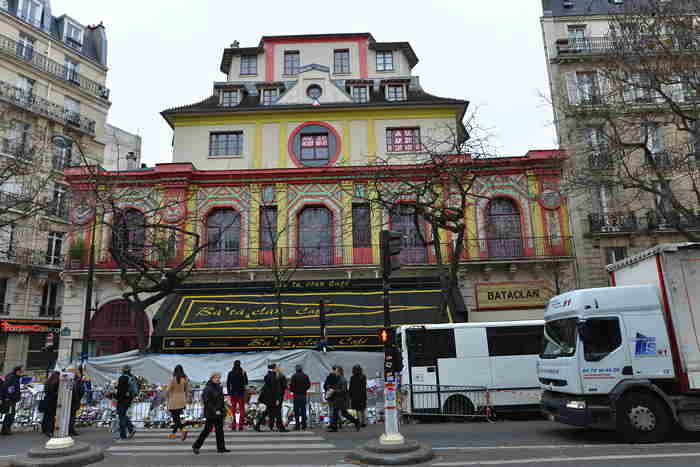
[127,375,140,398]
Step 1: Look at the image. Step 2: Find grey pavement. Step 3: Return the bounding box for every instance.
[0,420,699,466]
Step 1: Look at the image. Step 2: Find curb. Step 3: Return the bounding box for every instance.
[349,439,434,466]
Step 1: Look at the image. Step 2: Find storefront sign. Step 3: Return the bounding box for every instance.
[1,319,61,334]
[475,282,553,311]
[163,334,375,351]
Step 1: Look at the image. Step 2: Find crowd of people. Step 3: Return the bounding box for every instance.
[0,359,371,454]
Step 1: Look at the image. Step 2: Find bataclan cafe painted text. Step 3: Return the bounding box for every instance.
[475,282,554,311]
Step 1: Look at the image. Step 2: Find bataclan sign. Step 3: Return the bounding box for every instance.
[475,281,553,311]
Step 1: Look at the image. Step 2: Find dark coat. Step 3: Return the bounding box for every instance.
[259,370,280,406]
[289,371,311,396]
[276,373,287,402]
[201,380,226,420]
[349,373,367,410]
[44,379,59,414]
[331,374,349,410]
[323,372,337,392]
[71,376,85,411]
[116,373,132,405]
[226,369,248,396]
[1,371,21,403]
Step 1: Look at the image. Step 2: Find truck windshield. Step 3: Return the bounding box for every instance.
[540,318,578,358]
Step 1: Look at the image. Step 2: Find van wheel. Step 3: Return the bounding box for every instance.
[443,395,474,422]
[617,393,672,443]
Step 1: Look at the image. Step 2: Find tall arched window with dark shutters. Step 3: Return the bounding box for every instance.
[89,300,149,357]
[206,209,241,267]
[111,208,145,263]
[486,198,523,258]
[298,206,332,266]
[390,205,427,264]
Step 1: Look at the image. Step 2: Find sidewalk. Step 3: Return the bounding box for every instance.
[0,428,115,467]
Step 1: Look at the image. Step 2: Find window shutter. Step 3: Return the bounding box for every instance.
[566,72,579,105]
[597,71,609,103]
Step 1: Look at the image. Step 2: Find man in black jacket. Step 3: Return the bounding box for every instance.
[69,367,85,436]
[254,364,285,432]
[289,364,311,430]
[1,366,22,435]
[116,365,136,440]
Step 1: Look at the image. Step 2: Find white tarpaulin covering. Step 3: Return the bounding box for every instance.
[60,349,385,387]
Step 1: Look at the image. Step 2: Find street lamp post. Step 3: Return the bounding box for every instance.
[52,134,95,365]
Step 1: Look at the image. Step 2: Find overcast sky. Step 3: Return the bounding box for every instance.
[52,0,556,167]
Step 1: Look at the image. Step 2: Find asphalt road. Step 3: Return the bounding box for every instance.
[1,419,699,466]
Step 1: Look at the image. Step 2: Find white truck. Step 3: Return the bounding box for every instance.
[538,243,700,442]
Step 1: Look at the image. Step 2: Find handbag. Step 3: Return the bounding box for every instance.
[324,388,335,401]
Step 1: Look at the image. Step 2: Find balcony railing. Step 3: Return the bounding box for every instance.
[589,151,612,170]
[646,210,700,231]
[555,35,699,59]
[589,212,640,233]
[0,80,96,135]
[0,246,64,268]
[38,306,61,317]
[0,32,110,100]
[645,152,673,169]
[64,236,574,271]
[0,190,34,211]
[1,137,34,160]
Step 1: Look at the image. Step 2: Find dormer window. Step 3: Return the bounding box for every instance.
[262,88,278,106]
[284,51,300,76]
[387,84,406,102]
[351,86,369,103]
[18,0,43,28]
[66,21,83,50]
[240,55,257,75]
[220,89,241,107]
[376,51,394,72]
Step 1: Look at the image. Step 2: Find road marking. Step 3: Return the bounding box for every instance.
[432,442,700,451]
[138,428,317,435]
[108,450,349,456]
[432,451,700,466]
[107,443,335,452]
[116,435,325,443]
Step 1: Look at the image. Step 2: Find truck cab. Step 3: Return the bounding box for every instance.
[539,285,676,441]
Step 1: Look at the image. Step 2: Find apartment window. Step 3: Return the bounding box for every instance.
[387,85,406,102]
[577,71,599,104]
[53,139,72,170]
[65,21,83,49]
[240,55,257,75]
[209,132,243,157]
[64,58,79,83]
[386,128,421,153]
[261,88,278,106]
[0,224,15,261]
[283,51,300,75]
[300,134,329,162]
[18,0,42,27]
[0,279,8,315]
[351,86,369,103]
[352,204,371,248]
[334,49,350,74]
[644,123,667,166]
[46,232,63,266]
[15,75,34,106]
[16,32,34,61]
[26,333,57,371]
[63,96,81,125]
[624,73,655,103]
[49,185,67,218]
[260,206,278,250]
[40,282,60,317]
[654,179,673,216]
[376,51,394,71]
[568,25,586,41]
[605,247,627,265]
[592,184,613,213]
[584,127,610,168]
[206,209,241,268]
[220,89,241,107]
[5,121,32,159]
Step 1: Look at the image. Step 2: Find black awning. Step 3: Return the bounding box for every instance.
[152,277,453,353]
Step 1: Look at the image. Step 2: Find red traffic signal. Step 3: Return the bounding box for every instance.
[381,230,403,277]
[378,327,391,344]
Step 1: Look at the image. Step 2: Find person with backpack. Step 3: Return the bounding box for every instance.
[1,366,23,435]
[289,364,311,431]
[226,360,248,431]
[349,364,368,427]
[254,363,281,432]
[192,372,229,454]
[116,365,137,440]
[327,366,360,432]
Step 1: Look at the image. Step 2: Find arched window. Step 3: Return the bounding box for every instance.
[298,206,332,265]
[112,208,145,263]
[390,204,427,264]
[206,209,241,267]
[486,198,523,258]
[89,300,149,357]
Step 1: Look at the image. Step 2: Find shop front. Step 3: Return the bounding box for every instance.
[152,277,454,353]
[0,319,60,375]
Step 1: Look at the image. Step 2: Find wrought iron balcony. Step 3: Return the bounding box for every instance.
[589,212,639,233]
[646,210,700,231]
[0,190,34,211]
[0,246,64,268]
[555,35,699,61]
[645,152,673,169]
[0,32,110,100]
[0,80,96,135]
[589,151,612,170]
[0,137,34,160]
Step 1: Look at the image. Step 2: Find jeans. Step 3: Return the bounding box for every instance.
[1,402,16,433]
[41,404,56,436]
[293,395,307,429]
[330,405,358,429]
[229,395,245,428]
[256,402,283,430]
[170,409,183,433]
[117,403,134,439]
[193,417,225,451]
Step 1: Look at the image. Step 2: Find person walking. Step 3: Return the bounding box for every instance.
[350,364,368,427]
[69,367,85,436]
[192,372,229,454]
[226,360,248,431]
[41,371,59,437]
[254,364,281,432]
[273,365,288,431]
[116,365,137,440]
[167,364,190,441]
[328,366,360,432]
[0,366,22,435]
[289,364,311,430]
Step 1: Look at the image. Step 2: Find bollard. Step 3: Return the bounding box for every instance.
[46,371,75,450]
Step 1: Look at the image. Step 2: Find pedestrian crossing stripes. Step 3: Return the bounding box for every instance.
[106,429,336,455]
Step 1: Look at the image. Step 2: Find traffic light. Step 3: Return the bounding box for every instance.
[390,346,403,373]
[378,327,393,344]
[381,230,403,278]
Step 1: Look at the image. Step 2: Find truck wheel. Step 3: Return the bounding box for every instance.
[617,393,672,443]
[443,395,474,422]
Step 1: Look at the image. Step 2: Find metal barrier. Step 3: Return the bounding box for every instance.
[400,384,493,421]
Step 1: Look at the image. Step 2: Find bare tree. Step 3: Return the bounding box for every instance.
[557,0,700,241]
